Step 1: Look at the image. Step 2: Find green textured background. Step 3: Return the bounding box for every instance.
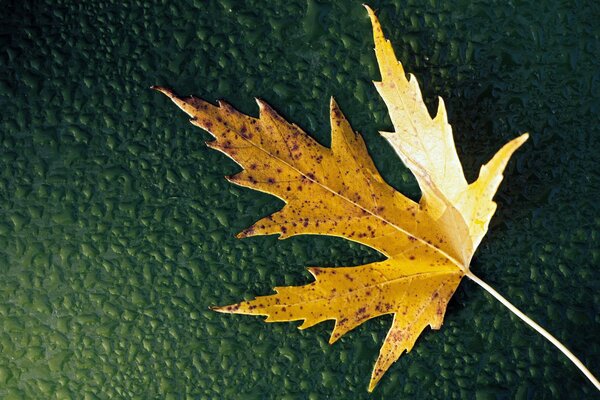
[1,0,599,398]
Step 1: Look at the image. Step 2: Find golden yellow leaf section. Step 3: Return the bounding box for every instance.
[214,261,461,390]
[153,87,467,266]
[153,5,527,393]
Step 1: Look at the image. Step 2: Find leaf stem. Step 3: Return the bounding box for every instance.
[465,270,600,391]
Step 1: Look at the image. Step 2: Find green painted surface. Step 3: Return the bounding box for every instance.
[1,0,599,398]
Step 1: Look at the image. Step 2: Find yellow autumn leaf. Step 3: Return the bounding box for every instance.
[153,5,600,392]
[151,7,527,390]
[152,5,562,393]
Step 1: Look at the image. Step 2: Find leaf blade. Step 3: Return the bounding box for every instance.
[214,259,462,388]
[153,86,467,266]
[154,5,527,391]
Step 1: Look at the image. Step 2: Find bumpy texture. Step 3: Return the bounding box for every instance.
[0,0,598,399]
[154,7,528,390]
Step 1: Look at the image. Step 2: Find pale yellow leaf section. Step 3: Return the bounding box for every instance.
[213,259,462,391]
[366,6,467,215]
[454,133,529,248]
[366,6,528,256]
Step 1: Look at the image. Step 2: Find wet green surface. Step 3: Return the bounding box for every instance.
[1,0,599,398]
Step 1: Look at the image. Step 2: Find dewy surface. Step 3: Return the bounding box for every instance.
[0,0,598,398]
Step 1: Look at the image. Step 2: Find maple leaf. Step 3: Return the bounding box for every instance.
[154,5,600,393]
[152,9,524,391]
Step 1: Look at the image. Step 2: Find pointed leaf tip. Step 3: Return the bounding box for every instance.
[329,96,343,119]
[368,382,375,393]
[329,96,337,108]
[151,85,175,98]
[518,132,529,143]
[255,97,266,109]
[235,230,249,239]
[211,303,243,314]
[365,4,381,32]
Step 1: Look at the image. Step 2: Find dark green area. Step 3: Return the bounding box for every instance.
[1,0,598,398]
